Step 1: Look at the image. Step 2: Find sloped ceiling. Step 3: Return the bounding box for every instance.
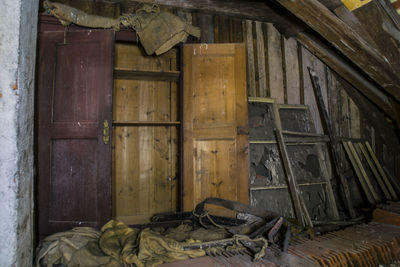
[115,0,400,126]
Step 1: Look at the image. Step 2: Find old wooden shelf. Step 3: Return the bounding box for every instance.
[114,68,180,82]
[112,121,181,126]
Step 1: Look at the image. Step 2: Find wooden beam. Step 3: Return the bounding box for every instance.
[117,0,307,36]
[347,1,400,78]
[274,0,400,102]
[296,31,394,118]
[332,5,380,52]
[318,0,342,10]
[376,0,400,31]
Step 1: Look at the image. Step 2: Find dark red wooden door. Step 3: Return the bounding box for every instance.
[37,25,114,238]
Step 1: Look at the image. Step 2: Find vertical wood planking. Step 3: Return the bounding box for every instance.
[183,44,249,212]
[327,68,339,137]
[170,54,179,211]
[298,43,305,104]
[301,47,328,134]
[193,13,215,43]
[267,23,285,104]
[349,98,360,138]
[245,20,256,97]
[262,23,270,98]
[327,68,346,170]
[229,18,244,43]
[339,85,351,139]
[255,21,267,97]
[214,15,230,43]
[283,37,300,104]
[252,22,260,96]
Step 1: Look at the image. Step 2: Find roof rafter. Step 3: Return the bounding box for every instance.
[117,0,307,36]
[273,0,400,102]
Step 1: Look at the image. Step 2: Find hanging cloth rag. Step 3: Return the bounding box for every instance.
[121,4,200,55]
[43,0,120,30]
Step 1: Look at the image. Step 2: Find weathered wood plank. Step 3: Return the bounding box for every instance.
[376,0,400,31]
[349,1,400,74]
[245,20,256,97]
[315,143,340,220]
[256,21,267,98]
[276,0,400,101]
[366,142,399,201]
[193,13,215,43]
[301,47,326,134]
[358,143,392,200]
[327,68,349,172]
[229,18,244,43]
[308,69,356,218]
[267,23,285,104]
[333,5,379,51]
[349,98,360,139]
[214,15,230,43]
[348,142,379,202]
[275,128,309,227]
[262,23,271,98]
[252,21,260,96]
[318,0,342,9]
[342,141,375,205]
[296,32,394,118]
[283,37,300,104]
[123,0,307,36]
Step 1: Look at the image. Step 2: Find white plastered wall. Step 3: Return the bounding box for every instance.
[0,0,39,265]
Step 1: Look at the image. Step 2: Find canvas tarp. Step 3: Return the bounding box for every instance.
[36,220,216,267]
[43,1,200,55]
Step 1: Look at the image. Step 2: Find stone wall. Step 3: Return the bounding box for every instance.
[0,0,38,265]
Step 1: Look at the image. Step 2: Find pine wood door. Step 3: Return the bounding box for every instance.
[37,27,114,238]
[183,44,249,212]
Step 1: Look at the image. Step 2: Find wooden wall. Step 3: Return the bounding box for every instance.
[42,0,399,184]
[174,10,399,184]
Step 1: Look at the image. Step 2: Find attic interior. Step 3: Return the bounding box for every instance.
[2,0,400,266]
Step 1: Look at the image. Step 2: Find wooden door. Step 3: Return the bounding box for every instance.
[37,27,114,238]
[183,44,249,212]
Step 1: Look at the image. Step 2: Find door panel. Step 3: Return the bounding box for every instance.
[183,44,249,212]
[37,29,114,238]
[53,43,101,123]
[49,139,98,222]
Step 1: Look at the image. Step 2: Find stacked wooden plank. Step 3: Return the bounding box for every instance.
[343,140,399,206]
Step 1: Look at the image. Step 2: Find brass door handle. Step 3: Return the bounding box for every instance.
[103,120,109,145]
